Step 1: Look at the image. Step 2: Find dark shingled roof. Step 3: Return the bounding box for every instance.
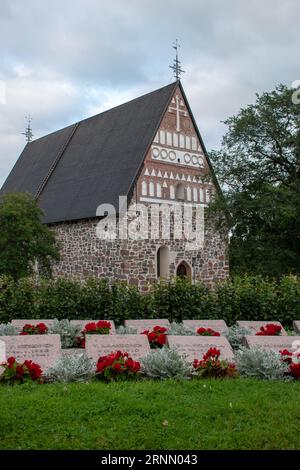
[1,81,178,224]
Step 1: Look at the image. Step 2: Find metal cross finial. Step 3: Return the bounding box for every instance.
[22,115,34,143]
[169,39,185,80]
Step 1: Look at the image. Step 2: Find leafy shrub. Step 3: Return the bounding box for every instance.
[0,276,36,323]
[46,353,95,383]
[0,323,17,336]
[276,275,300,326]
[0,274,299,328]
[166,322,194,336]
[213,275,278,325]
[49,319,81,348]
[141,347,191,380]
[150,277,210,323]
[226,325,251,350]
[116,325,138,334]
[235,346,290,381]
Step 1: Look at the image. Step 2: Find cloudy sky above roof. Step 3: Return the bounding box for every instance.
[0,0,299,186]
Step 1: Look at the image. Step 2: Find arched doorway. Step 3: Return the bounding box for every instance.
[176,261,192,280]
[157,246,170,278]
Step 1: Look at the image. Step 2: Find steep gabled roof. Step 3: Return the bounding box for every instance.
[1,81,178,223]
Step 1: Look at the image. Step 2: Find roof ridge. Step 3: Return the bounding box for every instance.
[30,81,179,145]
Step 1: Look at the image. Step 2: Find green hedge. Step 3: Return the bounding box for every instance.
[0,275,299,327]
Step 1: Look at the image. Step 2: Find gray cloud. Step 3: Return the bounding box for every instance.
[0,0,299,185]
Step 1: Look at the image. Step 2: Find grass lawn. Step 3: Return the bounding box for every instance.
[0,378,299,450]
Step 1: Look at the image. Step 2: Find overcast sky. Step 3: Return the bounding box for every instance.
[0,0,299,186]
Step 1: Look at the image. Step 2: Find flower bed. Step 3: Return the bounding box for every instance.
[0,357,42,385]
[255,324,282,336]
[20,323,48,335]
[74,320,112,348]
[193,348,237,378]
[280,349,300,379]
[96,351,140,382]
[197,327,220,337]
[141,326,168,349]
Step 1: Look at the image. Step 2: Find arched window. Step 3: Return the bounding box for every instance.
[186,186,192,201]
[157,246,170,278]
[142,181,147,196]
[193,187,198,202]
[149,181,154,197]
[176,260,192,280]
[199,188,204,203]
[175,182,185,200]
[156,183,162,198]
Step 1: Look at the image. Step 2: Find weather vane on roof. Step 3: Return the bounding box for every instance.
[169,39,185,80]
[22,115,34,143]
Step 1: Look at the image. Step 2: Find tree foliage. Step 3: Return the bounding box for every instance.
[0,192,60,280]
[209,84,300,276]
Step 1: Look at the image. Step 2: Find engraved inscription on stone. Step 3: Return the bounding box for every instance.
[236,321,287,335]
[85,334,151,362]
[183,320,228,335]
[0,335,61,372]
[125,319,170,333]
[244,335,300,352]
[167,335,234,362]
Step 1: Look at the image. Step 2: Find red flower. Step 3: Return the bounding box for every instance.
[0,357,43,385]
[96,351,140,382]
[7,357,16,366]
[193,348,236,378]
[156,334,167,346]
[197,327,220,337]
[279,349,300,379]
[141,326,168,349]
[20,323,48,335]
[83,320,111,335]
[203,347,221,360]
[256,324,282,336]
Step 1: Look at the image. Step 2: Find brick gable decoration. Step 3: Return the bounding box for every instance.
[0,81,229,290]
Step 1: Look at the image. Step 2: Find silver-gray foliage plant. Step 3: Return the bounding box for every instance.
[141,346,192,380]
[226,325,251,350]
[116,325,138,334]
[0,323,17,336]
[167,322,195,336]
[49,319,81,348]
[235,346,291,381]
[46,353,95,383]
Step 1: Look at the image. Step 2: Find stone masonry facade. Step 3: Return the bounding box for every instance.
[51,216,229,292]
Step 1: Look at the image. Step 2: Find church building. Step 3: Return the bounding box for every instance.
[1,81,229,290]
